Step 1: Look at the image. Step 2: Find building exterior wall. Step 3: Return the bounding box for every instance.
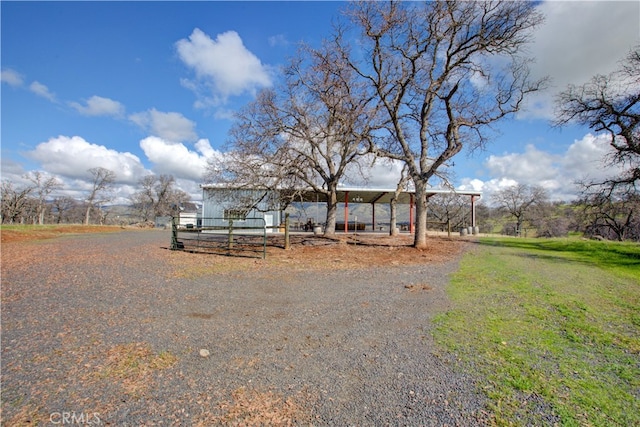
[201,187,283,232]
[179,212,198,227]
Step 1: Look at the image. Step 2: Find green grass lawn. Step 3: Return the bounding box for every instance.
[433,237,640,426]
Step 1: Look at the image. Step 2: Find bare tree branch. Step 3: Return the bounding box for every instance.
[210,41,380,234]
[555,45,640,194]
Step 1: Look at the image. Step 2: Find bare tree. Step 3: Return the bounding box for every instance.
[555,46,639,241]
[131,174,190,221]
[428,193,470,232]
[130,175,156,222]
[578,190,639,241]
[528,200,572,238]
[334,1,545,248]
[1,180,34,224]
[215,41,378,235]
[51,196,78,224]
[84,167,116,225]
[555,46,639,195]
[26,171,62,225]
[493,184,547,236]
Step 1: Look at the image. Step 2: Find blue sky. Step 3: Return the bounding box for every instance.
[2,1,639,203]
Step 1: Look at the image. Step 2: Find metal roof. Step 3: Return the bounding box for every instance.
[293,186,481,204]
[202,184,481,205]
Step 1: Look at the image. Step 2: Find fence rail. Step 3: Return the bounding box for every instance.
[170,216,267,258]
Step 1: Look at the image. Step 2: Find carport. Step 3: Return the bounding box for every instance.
[294,187,482,233]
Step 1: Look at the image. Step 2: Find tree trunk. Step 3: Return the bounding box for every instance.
[324,190,338,236]
[413,181,429,249]
[84,205,91,225]
[389,197,399,236]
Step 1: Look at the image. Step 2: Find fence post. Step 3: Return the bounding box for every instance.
[228,218,234,251]
[284,213,290,250]
[170,216,179,250]
[262,218,267,259]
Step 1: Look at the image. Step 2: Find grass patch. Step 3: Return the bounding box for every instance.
[433,237,640,426]
[200,387,311,426]
[1,224,124,243]
[98,342,177,396]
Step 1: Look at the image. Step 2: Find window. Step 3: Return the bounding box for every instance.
[223,209,248,221]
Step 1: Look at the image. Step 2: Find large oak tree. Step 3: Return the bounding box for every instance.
[334,1,545,248]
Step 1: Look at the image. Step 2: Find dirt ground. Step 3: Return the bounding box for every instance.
[1,225,471,271]
[1,227,482,425]
[1,225,132,244]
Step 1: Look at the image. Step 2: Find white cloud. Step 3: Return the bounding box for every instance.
[194,138,216,159]
[268,34,289,47]
[461,133,621,202]
[213,107,236,121]
[0,157,29,186]
[140,136,220,181]
[458,177,519,198]
[336,154,418,189]
[129,109,197,143]
[70,95,125,117]
[456,178,488,193]
[1,68,24,87]
[521,1,640,119]
[485,144,560,184]
[562,133,621,184]
[176,28,273,106]
[29,81,56,102]
[25,135,148,184]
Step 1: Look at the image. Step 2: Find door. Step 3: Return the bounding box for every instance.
[264,214,273,233]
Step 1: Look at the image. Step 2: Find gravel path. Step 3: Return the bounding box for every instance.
[1,230,489,425]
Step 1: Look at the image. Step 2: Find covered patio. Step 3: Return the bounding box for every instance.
[292,187,482,233]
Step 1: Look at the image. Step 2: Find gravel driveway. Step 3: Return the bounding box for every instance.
[2,229,488,425]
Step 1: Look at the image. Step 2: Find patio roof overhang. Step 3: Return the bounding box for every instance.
[290,186,482,205]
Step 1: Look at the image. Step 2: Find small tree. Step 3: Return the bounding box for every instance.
[26,171,62,225]
[493,184,547,236]
[84,167,116,225]
[51,196,79,224]
[428,193,470,232]
[531,201,572,238]
[131,174,190,221]
[579,191,639,241]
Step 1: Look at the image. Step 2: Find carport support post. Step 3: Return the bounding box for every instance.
[471,195,476,228]
[371,202,375,232]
